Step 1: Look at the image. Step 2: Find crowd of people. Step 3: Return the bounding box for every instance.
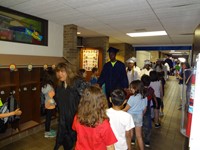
[0,46,192,150]
[0,47,191,150]
[37,47,191,150]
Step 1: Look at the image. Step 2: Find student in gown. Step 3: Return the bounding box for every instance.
[97,47,129,107]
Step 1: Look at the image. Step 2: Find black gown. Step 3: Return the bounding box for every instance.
[97,60,128,105]
[54,78,88,150]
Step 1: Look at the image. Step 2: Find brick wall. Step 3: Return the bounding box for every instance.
[82,37,109,65]
[63,24,78,66]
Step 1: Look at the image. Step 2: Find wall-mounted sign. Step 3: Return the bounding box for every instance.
[9,64,16,71]
[28,64,33,71]
[52,64,56,70]
[83,49,99,71]
[43,64,48,70]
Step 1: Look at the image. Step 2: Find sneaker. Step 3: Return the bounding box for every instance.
[50,129,56,134]
[44,131,56,138]
[145,142,150,147]
[131,141,135,145]
[155,123,161,128]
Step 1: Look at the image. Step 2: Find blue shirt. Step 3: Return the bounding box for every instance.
[90,76,98,85]
[127,94,147,115]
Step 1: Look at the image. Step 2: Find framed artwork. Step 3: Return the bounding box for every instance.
[0,6,48,46]
[83,49,99,71]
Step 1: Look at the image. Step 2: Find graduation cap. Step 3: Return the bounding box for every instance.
[126,57,137,63]
[144,60,151,65]
[107,47,119,53]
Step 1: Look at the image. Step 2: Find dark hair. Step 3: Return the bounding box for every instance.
[141,74,151,86]
[41,69,55,88]
[92,67,98,73]
[182,62,190,69]
[110,89,126,106]
[129,80,145,98]
[150,71,158,82]
[78,69,86,76]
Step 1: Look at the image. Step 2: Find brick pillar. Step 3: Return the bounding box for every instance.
[63,24,78,66]
[82,37,109,65]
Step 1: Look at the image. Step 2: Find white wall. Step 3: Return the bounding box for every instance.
[136,51,151,68]
[0,21,63,57]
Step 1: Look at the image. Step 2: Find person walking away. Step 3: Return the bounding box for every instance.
[41,70,56,138]
[123,80,147,150]
[72,86,117,150]
[107,89,135,150]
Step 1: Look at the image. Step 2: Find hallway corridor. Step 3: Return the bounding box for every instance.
[1,76,187,150]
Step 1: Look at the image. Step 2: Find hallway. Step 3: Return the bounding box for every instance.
[142,76,187,150]
[1,76,187,150]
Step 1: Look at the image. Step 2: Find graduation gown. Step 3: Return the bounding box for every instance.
[54,78,88,150]
[97,60,128,98]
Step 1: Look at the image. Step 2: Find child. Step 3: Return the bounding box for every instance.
[72,86,117,150]
[149,71,163,128]
[0,108,22,118]
[41,70,56,138]
[90,67,98,85]
[141,74,158,147]
[123,80,147,150]
[107,89,135,150]
[78,68,87,80]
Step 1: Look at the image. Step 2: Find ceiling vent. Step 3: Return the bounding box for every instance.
[172,3,195,8]
[179,33,194,35]
[134,28,147,32]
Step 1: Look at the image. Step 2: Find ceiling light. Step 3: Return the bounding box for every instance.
[77,32,81,35]
[126,31,167,37]
[178,57,186,62]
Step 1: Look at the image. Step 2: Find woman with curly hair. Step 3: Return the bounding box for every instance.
[72,86,117,150]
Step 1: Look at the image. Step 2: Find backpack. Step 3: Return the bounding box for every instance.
[0,94,20,132]
[7,94,20,124]
[0,101,9,133]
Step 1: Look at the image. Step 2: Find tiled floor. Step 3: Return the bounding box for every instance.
[1,76,188,150]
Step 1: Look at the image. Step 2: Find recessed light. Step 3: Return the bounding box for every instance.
[126,31,167,37]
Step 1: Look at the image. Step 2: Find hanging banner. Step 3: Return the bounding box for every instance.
[83,49,99,71]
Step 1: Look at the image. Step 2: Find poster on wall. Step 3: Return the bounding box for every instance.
[0,6,48,46]
[83,49,99,71]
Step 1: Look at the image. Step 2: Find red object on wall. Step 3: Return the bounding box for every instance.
[186,73,196,137]
[0,29,13,40]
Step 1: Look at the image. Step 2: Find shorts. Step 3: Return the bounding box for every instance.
[131,114,143,127]
[153,97,161,109]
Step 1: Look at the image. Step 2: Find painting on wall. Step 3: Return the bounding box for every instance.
[83,49,99,71]
[0,6,48,46]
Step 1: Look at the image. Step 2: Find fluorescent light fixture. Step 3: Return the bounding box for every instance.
[126,31,167,37]
[178,57,186,62]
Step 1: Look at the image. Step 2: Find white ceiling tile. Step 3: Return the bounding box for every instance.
[0,0,30,8]
[0,0,198,45]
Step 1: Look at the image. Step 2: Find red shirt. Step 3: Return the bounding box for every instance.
[72,115,117,150]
